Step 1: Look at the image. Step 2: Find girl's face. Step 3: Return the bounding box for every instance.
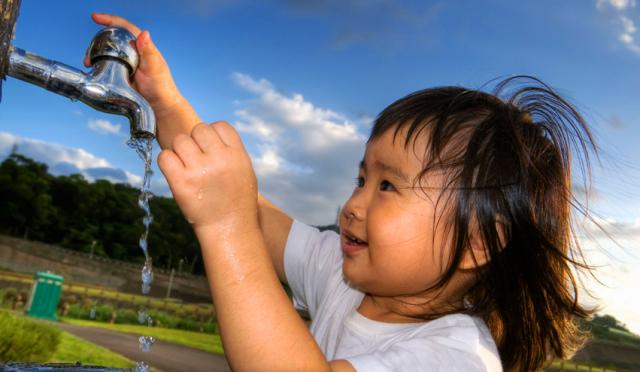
[340,127,457,298]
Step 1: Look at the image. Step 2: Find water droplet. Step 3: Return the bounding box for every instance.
[196,189,204,200]
[135,361,150,372]
[139,238,148,255]
[138,310,148,324]
[141,261,153,286]
[139,336,155,352]
[143,215,153,226]
[138,196,147,210]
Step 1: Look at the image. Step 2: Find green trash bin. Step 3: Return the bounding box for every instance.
[26,272,64,321]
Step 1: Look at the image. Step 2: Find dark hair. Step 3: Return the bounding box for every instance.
[369,76,597,372]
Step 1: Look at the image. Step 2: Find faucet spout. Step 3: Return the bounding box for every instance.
[5,27,155,138]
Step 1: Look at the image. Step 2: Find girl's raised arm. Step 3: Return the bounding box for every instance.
[88,12,293,282]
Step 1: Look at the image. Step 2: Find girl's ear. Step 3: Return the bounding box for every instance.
[458,216,507,270]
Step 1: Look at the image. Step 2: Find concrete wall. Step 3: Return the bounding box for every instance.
[0,234,211,303]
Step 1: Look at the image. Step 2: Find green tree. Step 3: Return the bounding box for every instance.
[0,154,206,274]
[0,154,55,239]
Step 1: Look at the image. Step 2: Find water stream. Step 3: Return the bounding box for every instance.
[127,137,155,294]
[127,137,156,372]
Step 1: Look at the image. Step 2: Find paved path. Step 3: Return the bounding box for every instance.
[56,323,231,372]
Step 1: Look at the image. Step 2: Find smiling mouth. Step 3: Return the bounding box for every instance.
[343,228,368,244]
[342,231,368,254]
[345,234,367,245]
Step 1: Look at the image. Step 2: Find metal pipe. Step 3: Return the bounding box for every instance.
[5,27,155,138]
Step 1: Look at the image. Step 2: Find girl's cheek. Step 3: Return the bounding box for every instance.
[369,201,405,244]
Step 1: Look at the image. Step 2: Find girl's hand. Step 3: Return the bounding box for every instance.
[158,122,259,232]
[84,13,181,118]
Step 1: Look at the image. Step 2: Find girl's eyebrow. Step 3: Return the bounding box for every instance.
[359,159,410,182]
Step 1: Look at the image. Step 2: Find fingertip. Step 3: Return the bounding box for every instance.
[158,149,184,173]
[211,121,242,147]
[91,12,111,25]
[137,30,151,49]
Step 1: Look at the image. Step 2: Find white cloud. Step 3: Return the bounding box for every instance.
[596,0,640,54]
[618,15,640,53]
[88,119,123,136]
[231,72,368,225]
[580,238,640,334]
[0,132,110,169]
[578,215,640,238]
[575,215,640,333]
[597,0,637,10]
[0,132,150,191]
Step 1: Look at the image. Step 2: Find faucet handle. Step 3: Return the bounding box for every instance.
[87,27,138,75]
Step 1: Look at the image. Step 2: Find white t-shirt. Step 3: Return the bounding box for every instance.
[284,220,503,372]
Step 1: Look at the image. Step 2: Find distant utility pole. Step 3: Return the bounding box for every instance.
[178,258,184,274]
[165,268,175,299]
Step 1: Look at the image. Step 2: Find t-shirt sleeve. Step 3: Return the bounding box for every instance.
[284,220,343,318]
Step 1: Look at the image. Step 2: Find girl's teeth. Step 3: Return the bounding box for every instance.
[346,234,366,244]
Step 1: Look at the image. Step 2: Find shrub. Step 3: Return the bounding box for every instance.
[1,288,18,305]
[63,301,219,333]
[93,304,115,322]
[66,303,88,319]
[116,308,139,325]
[0,311,61,362]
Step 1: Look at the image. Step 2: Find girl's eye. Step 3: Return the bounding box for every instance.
[380,180,396,191]
[355,176,365,188]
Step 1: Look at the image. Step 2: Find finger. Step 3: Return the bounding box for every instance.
[210,121,244,148]
[157,149,184,179]
[172,134,203,166]
[91,12,142,37]
[135,31,166,74]
[191,123,224,153]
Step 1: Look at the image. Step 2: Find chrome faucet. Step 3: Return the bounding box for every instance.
[2,26,155,138]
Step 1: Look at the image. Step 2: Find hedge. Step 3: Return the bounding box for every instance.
[0,311,61,362]
[66,303,217,334]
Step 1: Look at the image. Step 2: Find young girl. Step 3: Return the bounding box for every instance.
[89,13,596,372]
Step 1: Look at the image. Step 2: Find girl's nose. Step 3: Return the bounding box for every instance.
[341,196,365,225]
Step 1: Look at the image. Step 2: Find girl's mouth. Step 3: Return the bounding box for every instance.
[341,231,368,255]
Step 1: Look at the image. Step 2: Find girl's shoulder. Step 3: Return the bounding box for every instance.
[411,313,501,370]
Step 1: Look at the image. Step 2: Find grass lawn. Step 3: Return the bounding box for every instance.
[63,317,224,354]
[548,359,617,371]
[48,331,135,369]
[0,309,133,368]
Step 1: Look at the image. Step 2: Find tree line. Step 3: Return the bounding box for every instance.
[0,153,203,274]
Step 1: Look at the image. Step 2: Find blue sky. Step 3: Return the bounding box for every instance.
[1,0,639,332]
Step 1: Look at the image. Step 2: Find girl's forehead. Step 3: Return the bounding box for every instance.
[366,126,428,159]
[363,129,426,173]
